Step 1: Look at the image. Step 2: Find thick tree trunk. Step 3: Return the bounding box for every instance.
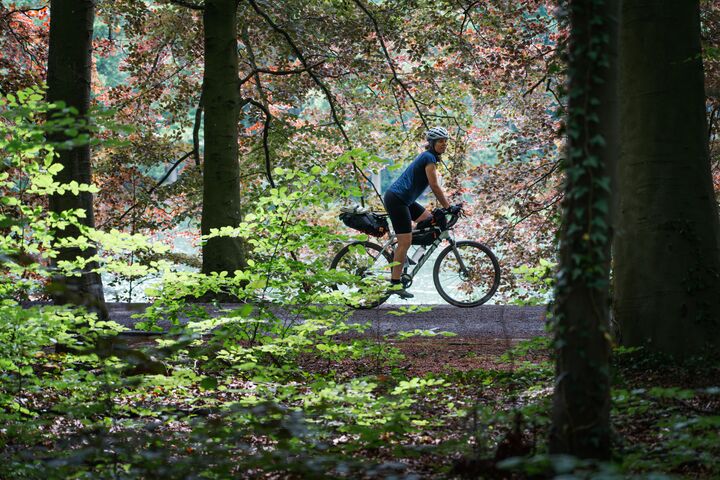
[615,0,720,356]
[201,0,246,275]
[47,0,108,319]
[550,0,618,459]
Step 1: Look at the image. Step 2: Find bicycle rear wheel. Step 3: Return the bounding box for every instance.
[433,240,500,307]
[330,241,393,309]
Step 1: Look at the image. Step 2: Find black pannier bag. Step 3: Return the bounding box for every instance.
[339,207,389,237]
[411,228,439,246]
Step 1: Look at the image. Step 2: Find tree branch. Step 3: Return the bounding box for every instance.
[168,0,205,10]
[245,0,350,145]
[523,75,548,98]
[352,0,429,129]
[244,0,386,208]
[493,193,563,241]
[4,20,43,70]
[1,7,48,20]
[114,58,198,110]
[193,89,203,167]
[238,61,326,87]
[241,23,275,188]
[243,98,275,188]
[252,60,326,76]
[458,1,480,33]
[546,79,564,108]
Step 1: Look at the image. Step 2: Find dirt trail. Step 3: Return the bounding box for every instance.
[106,303,547,340]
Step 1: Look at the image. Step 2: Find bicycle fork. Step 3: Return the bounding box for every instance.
[448,240,471,277]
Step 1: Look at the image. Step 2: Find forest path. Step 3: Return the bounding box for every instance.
[108,303,547,340]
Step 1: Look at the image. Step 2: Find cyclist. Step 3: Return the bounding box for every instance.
[383,126,453,298]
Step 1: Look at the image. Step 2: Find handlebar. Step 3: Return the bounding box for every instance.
[443,204,464,229]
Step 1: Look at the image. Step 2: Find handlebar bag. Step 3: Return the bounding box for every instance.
[416,208,448,231]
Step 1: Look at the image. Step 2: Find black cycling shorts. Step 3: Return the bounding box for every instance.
[384,191,425,234]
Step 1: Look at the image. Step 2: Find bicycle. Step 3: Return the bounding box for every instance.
[330,206,501,309]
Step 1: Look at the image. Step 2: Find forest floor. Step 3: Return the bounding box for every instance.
[2,313,719,479]
[294,337,720,479]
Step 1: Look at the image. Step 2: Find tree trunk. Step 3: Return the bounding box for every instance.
[47,0,108,319]
[201,0,246,275]
[550,0,618,459]
[614,0,720,356]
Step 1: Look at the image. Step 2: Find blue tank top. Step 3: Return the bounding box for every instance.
[387,150,439,205]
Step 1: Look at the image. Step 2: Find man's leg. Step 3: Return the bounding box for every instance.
[390,232,414,299]
[410,202,432,226]
[391,233,412,281]
[414,209,432,225]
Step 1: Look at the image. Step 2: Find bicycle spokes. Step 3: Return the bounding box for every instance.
[433,241,500,307]
[330,242,392,308]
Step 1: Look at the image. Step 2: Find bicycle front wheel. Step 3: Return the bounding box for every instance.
[330,241,393,309]
[433,240,500,307]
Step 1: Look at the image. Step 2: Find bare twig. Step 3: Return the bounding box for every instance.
[523,75,548,98]
[102,150,194,229]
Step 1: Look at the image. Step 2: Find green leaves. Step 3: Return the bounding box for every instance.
[200,376,219,390]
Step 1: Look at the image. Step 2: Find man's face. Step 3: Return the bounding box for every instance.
[435,138,448,153]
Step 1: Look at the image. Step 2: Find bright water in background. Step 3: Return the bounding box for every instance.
[103,229,498,306]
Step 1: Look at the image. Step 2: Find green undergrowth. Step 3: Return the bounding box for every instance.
[0,309,554,479]
[2,315,718,479]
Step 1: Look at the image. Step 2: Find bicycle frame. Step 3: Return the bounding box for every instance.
[332,208,499,307]
[377,228,456,281]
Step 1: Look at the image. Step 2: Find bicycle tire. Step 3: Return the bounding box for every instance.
[433,240,500,307]
[330,241,393,309]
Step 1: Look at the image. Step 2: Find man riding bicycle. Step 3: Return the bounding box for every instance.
[383,126,459,299]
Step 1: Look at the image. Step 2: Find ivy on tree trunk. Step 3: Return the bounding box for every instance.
[550,0,618,459]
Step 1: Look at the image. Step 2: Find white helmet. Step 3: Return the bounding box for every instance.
[425,126,449,141]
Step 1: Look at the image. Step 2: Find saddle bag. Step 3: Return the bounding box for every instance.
[339,208,389,237]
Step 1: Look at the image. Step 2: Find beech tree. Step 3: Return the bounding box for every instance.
[614,0,720,356]
[46,0,108,318]
[199,0,246,274]
[550,0,618,458]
